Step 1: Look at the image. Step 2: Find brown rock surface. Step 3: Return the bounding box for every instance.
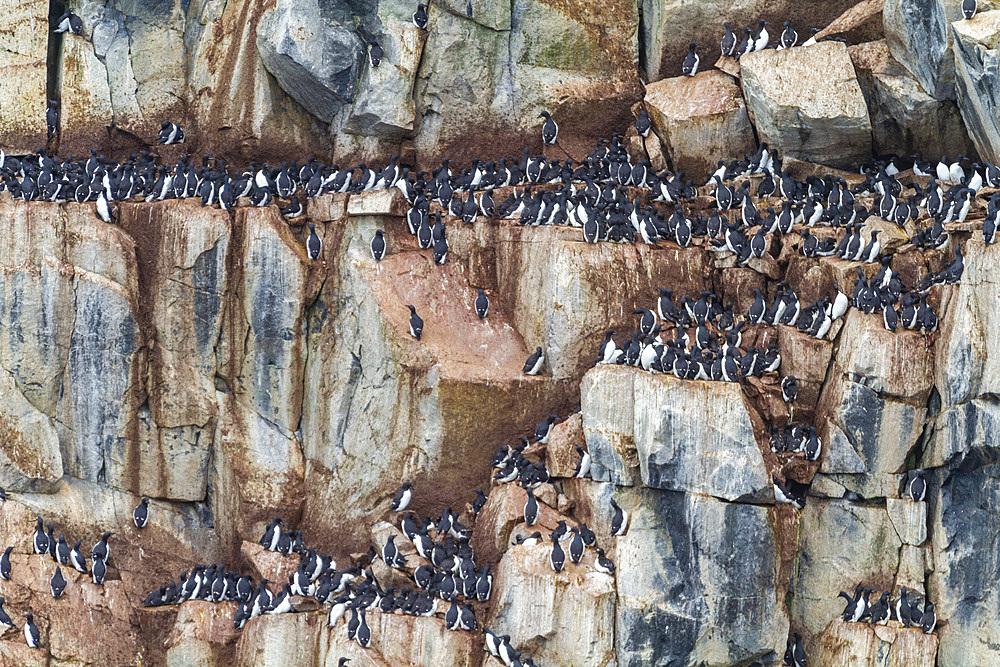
[644,71,756,182]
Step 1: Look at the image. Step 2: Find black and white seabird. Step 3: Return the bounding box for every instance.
[356,609,372,647]
[413,3,429,29]
[778,22,798,49]
[370,229,386,262]
[523,347,544,375]
[92,531,112,563]
[96,191,113,223]
[92,556,107,585]
[472,489,487,516]
[369,42,384,67]
[54,10,83,34]
[0,598,12,633]
[46,100,59,139]
[907,470,926,502]
[781,376,798,403]
[392,482,414,511]
[635,109,651,138]
[133,497,149,529]
[785,633,806,667]
[549,533,565,573]
[24,613,40,648]
[474,288,490,319]
[280,196,303,219]
[50,566,67,599]
[33,518,48,555]
[0,547,11,581]
[610,498,629,537]
[682,42,700,76]
[575,446,592,478]
[406,305,423,340]
[157,121,185,145]
[721,22,737,57]
[539,111,558,146]
[305,223,322,260]
[920,603,937,633]
[69,541,87,573]
[963,0,977,19]
[524,489,538,526]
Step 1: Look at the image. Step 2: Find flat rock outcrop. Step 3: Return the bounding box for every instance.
[644,71,756,182]
[740,41,873,168]
[583,366,771,502]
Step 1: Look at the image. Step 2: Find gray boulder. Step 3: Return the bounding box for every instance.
[928,237,1000,466]
[582,366,772,502]
[740,41,872,168]
[952,12,1000,164]
[614,486,787,666]
[883,0,963,101]
[340,0,427,140]
[791,499,902,642]
[929,460,1000,666]
[256,0,363,123]
[850,40,974,160]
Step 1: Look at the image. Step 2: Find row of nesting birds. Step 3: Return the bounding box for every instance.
[0,498,151,648]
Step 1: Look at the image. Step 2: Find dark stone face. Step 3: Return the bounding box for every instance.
[615,487,780,666]
[936,461,1000,631]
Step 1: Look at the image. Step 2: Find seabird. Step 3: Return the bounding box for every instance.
[907,470,926,502]
[539,111,558,146]
[412,3,429,29]
[50,566,67,599]
[306,223,322,260]
[369,42,384,67]
[391,482,414,511]
[24,613,40,648]
[920,603,937,633]
[0,598,12,633]
[69,541,87,573]
[523,347,544,375]
[280,196,303,219]
[406,305,423,340]
[33,518,48,555]
[781,376,798,403]
[474,288,490,319]
[92,557,107,585]
[548,533,565,573]
[54,10,83,34]
[963,0,977,19]
[157,121,185,145]
[610,498,629,537]
[0,547,10,581]
[370,229,386,262]
[133,498,149,529]
[45,101,59,141]
[635,109,651,138]
[682,42,700,76]
[721,22,737,57]
[523,489,538,526]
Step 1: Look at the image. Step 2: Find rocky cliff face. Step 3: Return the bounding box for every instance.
[1,0,999,665]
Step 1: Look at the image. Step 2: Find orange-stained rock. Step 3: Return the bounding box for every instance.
[816,0,885,42]
[241,542,299,588]
[810,618,938,666]
[644,70,757,182]
[472,483,576,566]
[165,600,239,666]
[0,0,48,154]
[546,412,586,478]
[488,542,616,667]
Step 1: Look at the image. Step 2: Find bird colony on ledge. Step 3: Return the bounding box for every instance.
[0,1,993,665]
